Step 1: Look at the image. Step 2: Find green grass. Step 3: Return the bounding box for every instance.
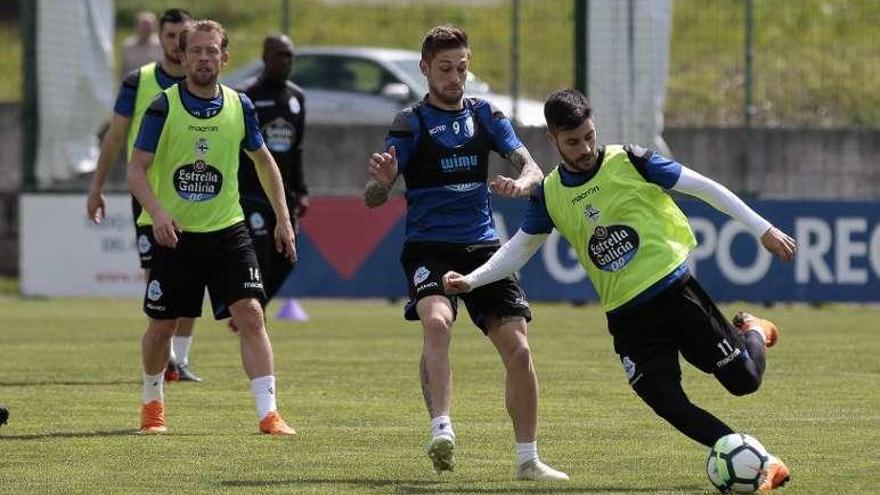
[1,297,878,493]
[5,0,879,126]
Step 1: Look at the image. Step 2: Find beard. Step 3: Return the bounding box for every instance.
[163,48,182,65]
[190,68,217,87]
[430,82,464,106]
[558,147,597,173]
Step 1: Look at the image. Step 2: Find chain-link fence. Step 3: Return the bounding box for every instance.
[73,0,880,130]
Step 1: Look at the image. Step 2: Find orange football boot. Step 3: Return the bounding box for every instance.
[733,312,780,348]
[259,411,296,435]
[758,455,791,491]
[164,362,179,382]
[139,400,167,434]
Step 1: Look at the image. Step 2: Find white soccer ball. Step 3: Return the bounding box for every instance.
[706,433,769,493]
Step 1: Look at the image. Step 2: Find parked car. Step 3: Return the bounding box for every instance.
[223,46,546,127]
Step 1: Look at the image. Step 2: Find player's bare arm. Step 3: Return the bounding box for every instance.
[248,145,297,262]
[128,147,180,248]
[760,226,797,262]
[365,146,399,208]
[87,113,132,223]
[489,146,543,198]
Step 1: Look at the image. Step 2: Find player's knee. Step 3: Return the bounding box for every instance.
[230,298,265,335]
[633,376,690,419]
[719,369,761,396]
[504,343,533,371]
[147,319,177,339]
[422,313,453,337]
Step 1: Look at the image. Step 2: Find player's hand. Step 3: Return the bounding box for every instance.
[369,146,398,188]
[761,226,796,261]
[295,194,309,218]
[442,271,472,295]
[86,190,106,224]
[275,220,297,263]
[152,210,181,248]
[489,175,528,197]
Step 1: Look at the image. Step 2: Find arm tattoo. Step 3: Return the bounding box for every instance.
[508,147,543,195]
[364,178,393,208]
[420,354,436,417]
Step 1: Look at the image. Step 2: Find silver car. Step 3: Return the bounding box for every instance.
[223,46,546,127]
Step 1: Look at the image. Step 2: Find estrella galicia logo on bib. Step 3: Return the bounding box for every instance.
[588,224,639,272]
[263,117,295,153]
[174,160,223,202]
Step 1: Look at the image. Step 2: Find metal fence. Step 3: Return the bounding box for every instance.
[211,0,879,129]
[107,0,880,128]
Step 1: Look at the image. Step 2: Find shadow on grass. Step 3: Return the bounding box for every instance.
[0,429,135,440]
[0,429,218,440]
[221,478,704,493]
[0,380,140,387]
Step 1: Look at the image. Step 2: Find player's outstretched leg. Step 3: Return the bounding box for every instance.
[487,317,569,481]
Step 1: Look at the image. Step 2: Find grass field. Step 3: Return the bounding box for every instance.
[1,297,878,494]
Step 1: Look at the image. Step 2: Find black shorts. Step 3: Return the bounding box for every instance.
[143,222,266,320]
[241,197,296,296]
[400,240,531,333]
[606,274,746,386]
[131,196,154,270]
[211,198,297,319]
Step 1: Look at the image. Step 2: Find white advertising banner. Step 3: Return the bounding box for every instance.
[20,193,145,297]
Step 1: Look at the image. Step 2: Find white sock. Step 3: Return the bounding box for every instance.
[168,346,177,365]
[516,441,538,466]
[142,372,164,404]
[431,415,454,439]
[250,375,277,420]
[171,336,192,366]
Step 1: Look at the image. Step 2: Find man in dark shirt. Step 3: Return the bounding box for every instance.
[234,34,307,309]
[365,25,567,481]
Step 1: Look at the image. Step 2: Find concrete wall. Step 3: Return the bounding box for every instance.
[1,100,879,275]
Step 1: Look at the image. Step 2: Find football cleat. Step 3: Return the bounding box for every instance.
[427,434,456,474]
[139,400,167,434]
[733,312,780,348]
[259,411,296,435]
[164,362,179,382]
[176,364,203,382]
[758,455,791,491]
[0,405,8,427]
[517,459,570,481]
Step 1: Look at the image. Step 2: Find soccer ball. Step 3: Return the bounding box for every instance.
[706,433,769,493]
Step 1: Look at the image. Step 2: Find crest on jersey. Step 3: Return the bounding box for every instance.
[147,280,163,302]
[137,234,152,254]
[288,96,301,114]
[194,138,209,157]
[413,266,430,285]
[584,203,600,223]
